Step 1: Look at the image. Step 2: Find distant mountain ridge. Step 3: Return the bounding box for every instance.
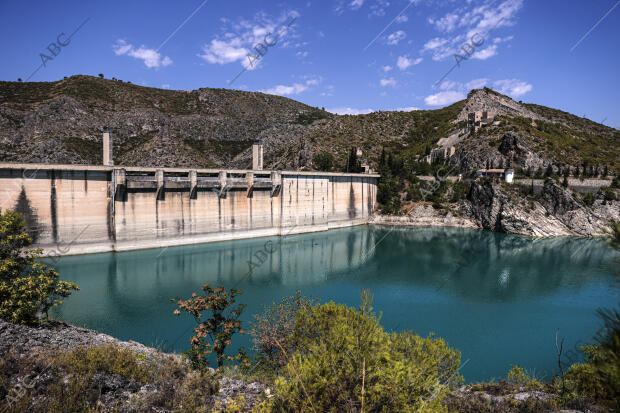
[0,75,618,172]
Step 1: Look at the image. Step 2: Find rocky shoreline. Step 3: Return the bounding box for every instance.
[374,178,619,238]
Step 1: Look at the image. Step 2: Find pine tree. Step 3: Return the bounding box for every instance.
[545,164,553,177]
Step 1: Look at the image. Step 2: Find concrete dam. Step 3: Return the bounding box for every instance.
[0,162,378,256]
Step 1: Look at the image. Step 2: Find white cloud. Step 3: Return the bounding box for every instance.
[328,107,374,115]
[387,30,406,45]
[380,77,397,87]
[350,0,364,10]
[439,80,459,90]
[198,11,300,70]
[396,56,412,70]
[161,84,171,89]
[472,44,497,60]
[424,90,466,106]
[396,56,422,71]
[369,0,391,17]
[382,65,393,72]
[261,83,308,96]
[113,39,172,68]
[493,35,514,43]
[422,0,523,61]
[260,76,320,96]
[396,106,420,111]
[199,38,248,64]
[429,12,460,32]
[465,78,489,89]
[395,14,408,23]
[492,79,532,97]
[423,37,448,51]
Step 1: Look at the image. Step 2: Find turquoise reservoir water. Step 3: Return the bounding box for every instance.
[49,226,619,382]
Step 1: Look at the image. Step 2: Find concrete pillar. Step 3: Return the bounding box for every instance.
[218,171,228,198]
[113,168,126,186]
[252,141,263,170]
[103,128,113,166]
[156,169,165,200]
[189,170,197,199]
[245,171,254,197]
[113,168,126,201]
[271,171,281,197]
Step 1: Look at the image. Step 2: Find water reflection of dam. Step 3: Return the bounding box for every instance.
[50,225,619,327]
[50,226,379,324]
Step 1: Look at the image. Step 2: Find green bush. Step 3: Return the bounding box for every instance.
[312,152,334,172]
[449,181,471,202]
[250,291,317,367]
[603,188,616,201]
[581,193,594,207]
[562,309,620,409]
[613,222,620,244]
[56,344,150,383]
[272,291,461,412]
[0,209,78,325]
[505,365,542,390]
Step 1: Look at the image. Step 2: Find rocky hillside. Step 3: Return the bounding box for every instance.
[1,76,618,172]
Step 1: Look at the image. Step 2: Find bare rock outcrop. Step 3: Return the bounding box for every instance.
[498,132,545,169]
[456,88,542,122]
[464,179,615,237]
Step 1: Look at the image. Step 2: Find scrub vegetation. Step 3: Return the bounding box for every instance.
[1,209,619,412]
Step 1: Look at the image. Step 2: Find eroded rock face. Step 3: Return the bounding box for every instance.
[464,179,615,237]
[498,132,545,169]
[538,179,613,236]
[467,180,504,231]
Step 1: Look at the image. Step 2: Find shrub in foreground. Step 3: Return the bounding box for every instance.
[272,291,462,412]
[173,284,246,368]
[250,290,317,367]
[0,209,78,325]
[562,308,620,410]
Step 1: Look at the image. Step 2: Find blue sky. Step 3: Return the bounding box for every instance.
[1,0,618,127]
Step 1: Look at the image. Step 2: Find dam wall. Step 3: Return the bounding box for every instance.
[0,163,378,256]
